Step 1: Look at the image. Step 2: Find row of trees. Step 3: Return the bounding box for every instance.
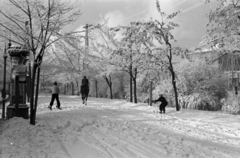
[45,1,186,111]
[47,0,240,113]
[1,0,239,125]
[29,2,181,108]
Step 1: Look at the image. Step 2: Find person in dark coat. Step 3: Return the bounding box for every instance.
[153,94,168,113]
[82,76,89,87]
[81,76,89,105]
[80,84,89,104]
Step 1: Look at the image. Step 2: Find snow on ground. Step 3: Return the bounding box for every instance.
[1,95,240,158]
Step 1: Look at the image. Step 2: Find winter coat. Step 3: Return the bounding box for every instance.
[82,78,89,87]
[155,96,168,105]
[52,85,60,94]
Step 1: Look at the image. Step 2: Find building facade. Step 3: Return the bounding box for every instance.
[189,49,240,90]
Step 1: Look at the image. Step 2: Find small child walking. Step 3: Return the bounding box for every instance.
[48,82,61,110]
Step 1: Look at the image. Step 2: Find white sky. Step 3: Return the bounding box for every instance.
[0,0,217,49]
[69,0,217,49]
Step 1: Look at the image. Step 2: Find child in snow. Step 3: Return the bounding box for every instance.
[153,94,168,113]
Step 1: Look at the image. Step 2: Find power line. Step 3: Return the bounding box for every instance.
[117,9,149,23]
[181,1,204,13]
[111,0,204,26]
[117,0,186,24]
[169,0,187,10]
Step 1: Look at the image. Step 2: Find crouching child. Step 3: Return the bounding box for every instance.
[153,94,168,113]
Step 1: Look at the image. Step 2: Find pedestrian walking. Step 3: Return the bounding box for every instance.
[153,94,168,113]
[82,76,89,87]
[48,82,61,110]
[81,76,89,105]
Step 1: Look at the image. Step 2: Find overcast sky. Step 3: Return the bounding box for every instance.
[0,0,217,49]
[68,0,217,49]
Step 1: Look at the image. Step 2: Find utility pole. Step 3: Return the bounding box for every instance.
[83,24,88,72]
[83,24,93,73]
[83,24,94,72]
[85,24,89,51]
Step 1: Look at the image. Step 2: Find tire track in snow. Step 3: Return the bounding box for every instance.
[43,118,73,158]
[139,112,240,147]
[90,127,164,158]
[42,110,168,158]
[37,100,240,158]
[42,111,114,158]
[103,109,240,158]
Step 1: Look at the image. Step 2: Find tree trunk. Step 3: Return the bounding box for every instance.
[71,82,74,95]
[34,66,40,118]
[170,68,179,111]
[119,73,124,99]
[170,68,179,110]
[95,79,98,98]
[167,43,179,111]
[27,62,31,102]
[64,84,66,95]
[109,82,113,99]
[76,81,80,96]
[133,68,137,103]
[129,66,133,102]
[150,80,152,106]
[104,75,113,99]
[30,63,37,125]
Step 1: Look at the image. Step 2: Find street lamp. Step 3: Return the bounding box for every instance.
[2,44,8,119]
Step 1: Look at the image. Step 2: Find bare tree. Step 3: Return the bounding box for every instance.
[135,0,181,111]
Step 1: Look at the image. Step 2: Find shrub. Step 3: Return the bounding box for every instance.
[176,59,228,110]
[221,92,240,114]
[180,92,219,110]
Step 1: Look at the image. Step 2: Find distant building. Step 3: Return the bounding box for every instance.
[188,49,240,90]
[218,50,240,89]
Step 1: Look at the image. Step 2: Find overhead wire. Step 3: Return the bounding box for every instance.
[181,1,204,13]
[117,0,187,24]
[117,9,149,23]
[116,0,205,24]
[169,0,187,10]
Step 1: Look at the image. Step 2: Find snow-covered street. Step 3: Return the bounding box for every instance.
[1,96,240,158]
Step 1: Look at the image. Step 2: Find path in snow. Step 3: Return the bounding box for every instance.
[1,96,240,158]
